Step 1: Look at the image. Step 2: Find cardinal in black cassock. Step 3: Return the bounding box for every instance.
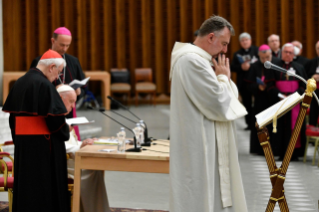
[266,44,307,160]
[29,27,85,140]
[3,50,70,212]
[244,45,281,155]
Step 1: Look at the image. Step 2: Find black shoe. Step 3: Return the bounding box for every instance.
[291,156,299,162]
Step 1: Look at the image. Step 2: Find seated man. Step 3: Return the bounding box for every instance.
[57,85,111,212]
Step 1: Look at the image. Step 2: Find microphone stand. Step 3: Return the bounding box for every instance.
[87,106,141,152]
[107,96,153,143]
[264,61,319,105]
[103,108,152,147]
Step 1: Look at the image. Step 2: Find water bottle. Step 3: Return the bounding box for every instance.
[139,120,145,144]
[117,127,126,152]
[133,123,144,147]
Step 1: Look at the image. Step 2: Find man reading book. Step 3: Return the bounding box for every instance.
[30,27,86,140]
[266,43,307,160]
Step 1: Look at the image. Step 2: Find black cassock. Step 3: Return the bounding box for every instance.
[266,61,307,159]
[293,55,309,67]
[30,53,85,118]
[3,69,70,212]
[244,57,281,155]
[305,57,319,126]
[231,45,259,128]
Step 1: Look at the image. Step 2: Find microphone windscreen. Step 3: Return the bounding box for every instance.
[264,61,272,69]
[107,96,113,100]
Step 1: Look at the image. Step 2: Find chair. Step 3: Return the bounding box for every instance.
[0,152,14,212]
[110,68,131,105]
[303,125,319,165]
[134,68,157,106]
[0,141,14,175]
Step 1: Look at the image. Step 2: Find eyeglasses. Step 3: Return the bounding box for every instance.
[283,51,294,55]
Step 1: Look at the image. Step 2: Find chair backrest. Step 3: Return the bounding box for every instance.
[110,68,130,84]
[135,68,153,83]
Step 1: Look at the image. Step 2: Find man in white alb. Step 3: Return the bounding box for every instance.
[169,15,248,212]
[57,85,111,212]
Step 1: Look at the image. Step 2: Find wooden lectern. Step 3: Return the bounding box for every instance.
[256,78,317,212]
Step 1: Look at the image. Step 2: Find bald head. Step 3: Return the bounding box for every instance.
[268,34,280,52]
[57,85,76,114]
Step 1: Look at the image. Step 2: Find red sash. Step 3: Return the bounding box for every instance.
[15,116,50,135]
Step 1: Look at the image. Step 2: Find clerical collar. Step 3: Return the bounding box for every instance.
[273,50,280,54]
[243,48,250,52]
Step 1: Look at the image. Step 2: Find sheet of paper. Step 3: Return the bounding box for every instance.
[66,117,95,126]
[98,149,115,152]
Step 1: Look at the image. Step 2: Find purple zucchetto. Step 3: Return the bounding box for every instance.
[53,27,72,36]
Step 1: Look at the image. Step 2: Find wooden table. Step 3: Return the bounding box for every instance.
[2,71,110,110]
[72,141,170,212]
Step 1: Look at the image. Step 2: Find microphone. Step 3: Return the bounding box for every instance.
[264,61,319,105]
[106,110,151,146]
[87,106,141,152]
[107,96,153,143]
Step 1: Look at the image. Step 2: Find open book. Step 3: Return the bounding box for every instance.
[69,77,90,90]
[66,117,95,126]
[255,92,304,128]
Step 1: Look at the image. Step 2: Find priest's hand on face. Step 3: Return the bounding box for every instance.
[212,54,230,80]
[241,61,250,71]
[258,84,266,91]
[80,138,96,148]
[75,88,81,95]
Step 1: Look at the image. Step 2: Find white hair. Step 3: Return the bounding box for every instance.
[292,40,303,49]
[239,32,251,41]
[267,34,280,42]
[282,43,294,51]
[38,58,66,68]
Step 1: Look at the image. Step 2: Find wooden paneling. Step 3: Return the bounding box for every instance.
[205,0,214,19]
[115,0,126,69]
[155,0,164,93]
[255,0,264,46]
[3,0,319,95]
[280,0,289,44]
[141,0,151,67]
[103,0,113,72]
[306,1,315,58]
[38,0,50,54]
[268,0,278,35]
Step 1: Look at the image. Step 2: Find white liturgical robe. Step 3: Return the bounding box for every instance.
[169,42,248,212]
[65,131,111,212]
